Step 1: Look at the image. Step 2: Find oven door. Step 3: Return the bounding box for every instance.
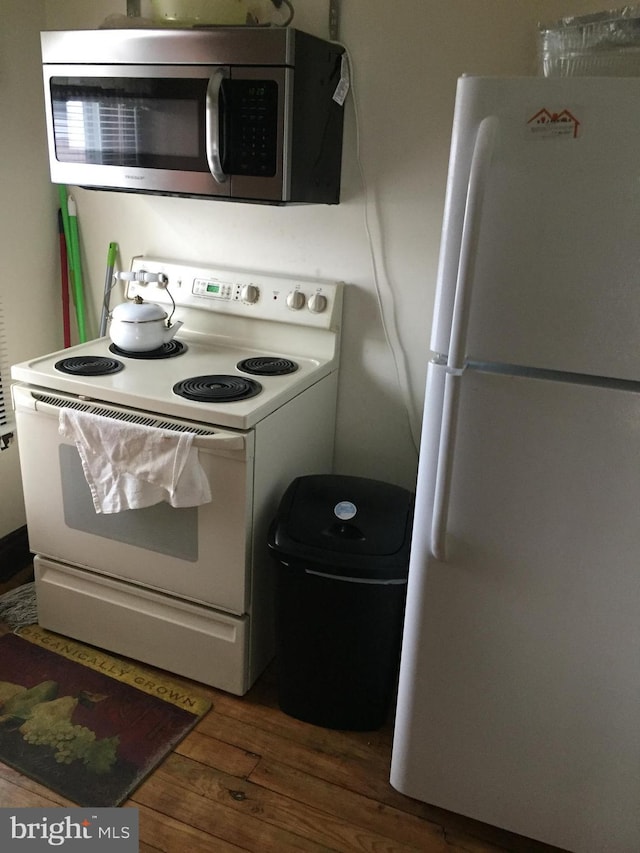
[13,385,254,615]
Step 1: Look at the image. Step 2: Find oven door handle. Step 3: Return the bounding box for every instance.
[13,387,248,455]
[206,68,229,184]
[193,432,246,452]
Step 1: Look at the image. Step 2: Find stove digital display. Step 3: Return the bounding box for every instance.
[192,278,233,300]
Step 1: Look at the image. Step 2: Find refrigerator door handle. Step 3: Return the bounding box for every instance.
[448,115,498,370]
[431,369,461,561]
[431,116,498,561]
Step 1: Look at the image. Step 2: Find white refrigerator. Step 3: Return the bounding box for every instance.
[391,76,640,853]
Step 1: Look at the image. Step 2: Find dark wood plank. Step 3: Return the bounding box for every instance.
[248,757,449,851]
[133,802,247,853]
[175,728,261,777]
[132,767,330,852]
[137,751,426,853]
[194,706,405,806]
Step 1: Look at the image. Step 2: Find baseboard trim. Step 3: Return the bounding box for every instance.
[0,526,32,581]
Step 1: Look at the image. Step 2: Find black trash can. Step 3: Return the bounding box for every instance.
[268,474,414,731]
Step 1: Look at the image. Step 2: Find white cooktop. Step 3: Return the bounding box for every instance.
[11,258,343,430]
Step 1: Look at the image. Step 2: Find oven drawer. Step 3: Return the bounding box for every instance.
[34,555,250,695]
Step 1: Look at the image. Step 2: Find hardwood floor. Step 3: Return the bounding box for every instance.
[0,577,562,852]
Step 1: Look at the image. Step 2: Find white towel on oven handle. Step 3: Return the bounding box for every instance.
[59,408,212,514]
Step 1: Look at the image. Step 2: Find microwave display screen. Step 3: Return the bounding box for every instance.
[50,77,208,171]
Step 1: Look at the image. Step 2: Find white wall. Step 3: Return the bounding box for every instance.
[0,0,610,538]
[0,0,58,538]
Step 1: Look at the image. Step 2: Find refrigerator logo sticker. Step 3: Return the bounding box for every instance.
[527,108,581,139]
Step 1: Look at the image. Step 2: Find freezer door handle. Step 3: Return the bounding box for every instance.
[448,115,498,371]
[432,116,497,561]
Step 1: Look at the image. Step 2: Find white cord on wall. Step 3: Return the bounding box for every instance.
[337,45,420,455]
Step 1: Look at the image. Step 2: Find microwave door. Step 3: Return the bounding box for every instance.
[43,64,232,199]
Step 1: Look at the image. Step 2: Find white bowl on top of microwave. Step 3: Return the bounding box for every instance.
[150,0,250,25]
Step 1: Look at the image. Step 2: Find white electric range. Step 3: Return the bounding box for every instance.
[11,257,343,694]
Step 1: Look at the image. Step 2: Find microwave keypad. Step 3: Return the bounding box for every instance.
[222,80,278,178]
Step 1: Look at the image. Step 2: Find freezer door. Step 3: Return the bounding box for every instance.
[432,76,640,382]
[391,368,640,852]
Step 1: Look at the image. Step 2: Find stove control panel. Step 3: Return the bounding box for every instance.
[126,257,343,331]
[192,278,260,305]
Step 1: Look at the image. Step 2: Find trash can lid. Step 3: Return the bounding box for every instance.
[268,475,414,579]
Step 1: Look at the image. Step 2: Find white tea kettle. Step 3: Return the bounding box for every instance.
[109,296,183,352]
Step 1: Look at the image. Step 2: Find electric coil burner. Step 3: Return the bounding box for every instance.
[173,374,262,403]
[237,356,298,376]
[109,340,187,359]
[55,356,124,376]
[11,256,343,697]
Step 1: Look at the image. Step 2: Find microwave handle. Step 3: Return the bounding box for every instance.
[206,69,229,184]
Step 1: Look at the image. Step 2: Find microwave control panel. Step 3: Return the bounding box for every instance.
[221,80,278,178]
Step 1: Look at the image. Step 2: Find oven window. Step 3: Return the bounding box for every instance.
[60,445,199,561]
[50,76,208,171]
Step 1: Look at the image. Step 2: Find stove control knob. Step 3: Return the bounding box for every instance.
[287,290,306,310]
[241,284,259,304]
[308,293,328,314]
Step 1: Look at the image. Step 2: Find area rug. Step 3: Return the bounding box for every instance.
[0,625,211,807]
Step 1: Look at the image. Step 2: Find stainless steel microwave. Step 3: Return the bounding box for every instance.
[40,28,345,204]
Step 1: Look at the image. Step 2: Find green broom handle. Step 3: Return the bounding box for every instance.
[67,194,87,343]
[57,186,83,341]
